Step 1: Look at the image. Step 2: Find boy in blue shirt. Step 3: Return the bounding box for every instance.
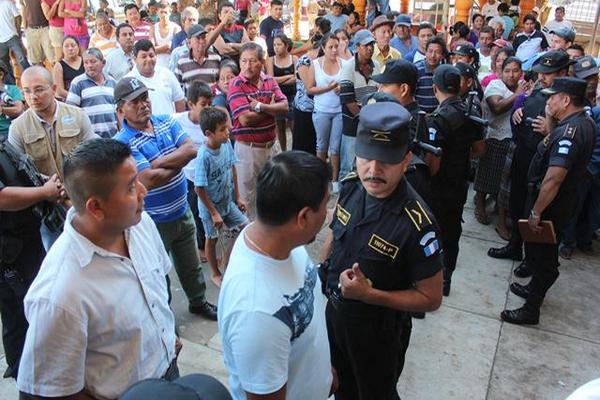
[195,107,248,287]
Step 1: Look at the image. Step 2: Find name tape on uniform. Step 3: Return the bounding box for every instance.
[368,234,400,260]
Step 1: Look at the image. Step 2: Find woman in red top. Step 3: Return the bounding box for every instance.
[61,0,90,50]
[41,0,65,61]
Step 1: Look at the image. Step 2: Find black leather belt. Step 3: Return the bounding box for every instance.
[327,288,401,319]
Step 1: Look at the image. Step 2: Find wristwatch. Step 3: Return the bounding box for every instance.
[254,102,262,113]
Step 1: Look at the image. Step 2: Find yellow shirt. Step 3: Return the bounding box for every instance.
[372,45,402,72]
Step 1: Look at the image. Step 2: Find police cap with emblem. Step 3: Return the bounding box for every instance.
[532,50,574,73]
[541,76,587,98]
[355,102,411,164]
[114,77,151,103]
[454,61,477,79]
[372,59,418,86]
[449,43,477,58]
[574,56,599,80]
[432,64,461,95]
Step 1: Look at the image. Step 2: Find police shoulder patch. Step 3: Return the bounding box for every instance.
[404,199,433,232]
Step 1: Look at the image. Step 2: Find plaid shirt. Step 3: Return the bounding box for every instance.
[228,72,287,143]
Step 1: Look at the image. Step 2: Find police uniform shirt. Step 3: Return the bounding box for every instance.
[527,110,597,220]
[514,87,548,153]
[326,176,443,295]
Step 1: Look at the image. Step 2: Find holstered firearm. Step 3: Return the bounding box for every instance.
[465,91,489,127]
[413,110,443,157]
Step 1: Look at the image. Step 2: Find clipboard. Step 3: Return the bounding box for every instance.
[518,219,557,245]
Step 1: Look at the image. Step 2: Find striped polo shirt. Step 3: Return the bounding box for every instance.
[114,115,189,224]
[174,51,220,93]
[415,60,439,114]
[65,74,118,138]
[133,21,152,42]
[227,72,287,143]
[89,30,119,57]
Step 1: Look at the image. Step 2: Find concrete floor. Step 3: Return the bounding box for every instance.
[1,186,599,400]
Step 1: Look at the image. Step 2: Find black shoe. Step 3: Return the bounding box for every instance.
[189,301,218,320]
[411,312,426,319]
[488,245,522,260]
[500,307,539,325]
[514,261,532,278]
[509,282,530,299]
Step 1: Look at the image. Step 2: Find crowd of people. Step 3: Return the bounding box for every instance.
[0,0,599,399]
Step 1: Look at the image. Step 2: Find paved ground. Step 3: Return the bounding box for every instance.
[1,185,599,400]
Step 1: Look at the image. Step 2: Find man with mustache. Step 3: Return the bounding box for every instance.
[114,77,217,320]
[321,102,443,399]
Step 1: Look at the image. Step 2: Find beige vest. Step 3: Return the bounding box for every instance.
[11,102,87,177]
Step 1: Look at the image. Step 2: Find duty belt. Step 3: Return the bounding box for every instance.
[327,287,403,319]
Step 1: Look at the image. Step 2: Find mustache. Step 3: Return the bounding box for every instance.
[364,176,387,184]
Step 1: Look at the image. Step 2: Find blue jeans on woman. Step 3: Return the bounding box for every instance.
[312,111,342,156]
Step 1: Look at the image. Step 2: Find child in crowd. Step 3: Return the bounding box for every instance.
[174,80,213,263]
[212,60,238,119]
[194,107,248,287]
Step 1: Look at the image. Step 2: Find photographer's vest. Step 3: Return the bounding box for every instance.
[10,102,87,178]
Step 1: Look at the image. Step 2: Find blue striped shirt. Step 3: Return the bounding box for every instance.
[415,60,439,114]
[66,74,118,138]
[115,115,189,223]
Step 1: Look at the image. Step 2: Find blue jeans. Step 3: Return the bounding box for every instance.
[339,134,356,180]
[312,111,343,156]
[40,222,62,251]
[0,36,30,83]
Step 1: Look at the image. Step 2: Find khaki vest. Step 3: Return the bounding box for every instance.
[11,102,87,177]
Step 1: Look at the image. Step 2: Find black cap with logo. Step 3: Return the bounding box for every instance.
[450,43,477,58]
[574,56,599,80]
[114,77,151,103]
[372,59,418,86]
[541,77,587,98]
[532,50,575,73]
[432,64,461,95]
[454,61,477,79]
[355,102,411,164]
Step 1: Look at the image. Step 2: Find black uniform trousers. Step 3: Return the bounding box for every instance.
[326,299,412,400]
[507,147,534,253]
[0,231,45,379]
[430,184,468,272]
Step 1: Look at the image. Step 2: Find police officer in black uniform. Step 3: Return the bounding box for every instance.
[500,77,597,325]
[424,64,485,296]
[488,51,572,278]
[0,142,61,378]
[321,102,443,400]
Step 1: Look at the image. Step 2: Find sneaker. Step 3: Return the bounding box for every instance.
[332,181,340,194]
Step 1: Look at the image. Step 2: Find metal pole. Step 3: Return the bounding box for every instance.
[589,0,600,56]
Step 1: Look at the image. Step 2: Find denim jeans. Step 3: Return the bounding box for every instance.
[0,36,30,83]
[312,110,343,155]
[339,134,356,180]
[40,222,62,252]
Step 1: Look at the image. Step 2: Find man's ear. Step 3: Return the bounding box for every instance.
[296,206,312,230]
[85,197,106,222]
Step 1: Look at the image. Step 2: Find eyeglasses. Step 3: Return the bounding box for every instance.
[23,86,50,96]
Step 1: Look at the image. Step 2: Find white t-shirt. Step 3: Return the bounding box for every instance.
[478,50,492,80]
[483,79,514,141]
[172,111,207,181]
[218,228,332,400]
[126,66,185,116]
[0,0,19,43]
[566,378,600,400]
[481,2,499,18]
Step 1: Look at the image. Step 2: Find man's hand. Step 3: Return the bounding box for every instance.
[531,115,550,136]
[236,198,247,213]
[528,210,542,234]
[328,81,339,92]
[329,367,339,396]
[514,80,530,96]
[512,107,523,125]
[211,212,224,229]
[43,174,63,203]
[247,96,260,110]
[175,336,183,356]
[339,263,372,301]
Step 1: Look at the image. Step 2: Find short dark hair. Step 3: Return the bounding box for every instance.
[240,42,265,61]
[317,17,331,34]
[63,139,132,211]
[523,14,537,24]
[116,23,134,38]
[218,2,234,14]
[124,3,140,13]
[417,22,436,35]
[425,36,447,55]
[187,80,212,103]
[479,26,494,36]
[471,13,483,23]
[271,0,283,6]
[198,17,216,27]
[497,3,509,13]
[556,6,565,12]
[453,22,470,39]
[134,39,155,56]
[568,44,585,55]
[566,93,585,107]
[502,56,522,70]
[156,1,168,10]
[200,107,228,134]
[256,151,331,226]
[244,18,257,28]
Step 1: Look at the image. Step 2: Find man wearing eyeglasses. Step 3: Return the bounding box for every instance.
[7,65,96,249]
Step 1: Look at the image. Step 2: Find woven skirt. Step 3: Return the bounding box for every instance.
[474,138,512,196]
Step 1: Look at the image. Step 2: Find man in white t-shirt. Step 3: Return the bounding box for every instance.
[218,151,333,400]
[126,39,186,115]
[481,0,499,18]
[543,6,573,42]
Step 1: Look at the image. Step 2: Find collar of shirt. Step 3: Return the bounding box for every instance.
[32,100,60,126]
[373,44,400,61]
[122,115,158,137]
[237,70,268,86]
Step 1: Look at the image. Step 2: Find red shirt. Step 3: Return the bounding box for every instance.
[228,72,287,143]
[41,0,64,27]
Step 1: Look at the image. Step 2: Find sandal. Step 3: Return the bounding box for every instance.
[474,208,490,225]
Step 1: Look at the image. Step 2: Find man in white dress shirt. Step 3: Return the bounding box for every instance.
[17,139,180,400]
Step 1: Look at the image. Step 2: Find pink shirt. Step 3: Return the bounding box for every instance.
[41,0,64,27]
[481,72,498,89]
[63,0,88,36]
[133,21,152,42]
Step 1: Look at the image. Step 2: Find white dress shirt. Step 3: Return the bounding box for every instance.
[17,210,176,400]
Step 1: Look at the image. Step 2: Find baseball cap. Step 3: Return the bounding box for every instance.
[120,374,231,400]
[541,77,587,98]
[395,14,411,27]
[372,59,418,86]
[574,56,599,80]
[432,64,461,95]
[491,38,512,49]
[114,77,151,103]
[188,24,207,39]
[355,102,412,163]
[550,26,576,43]
[370,15,394,32]
[455,61,477,79]
[353,29,376,46]
[532,50,575,73]
[450,43,477,58]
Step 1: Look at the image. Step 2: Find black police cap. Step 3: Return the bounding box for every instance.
[356,102,411,164]
[541,77,587,99]
[432,64,461,95]
[372,59,418,86]
[532,50,575,74]
[455,61,477,79]
[450,43,477,58]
